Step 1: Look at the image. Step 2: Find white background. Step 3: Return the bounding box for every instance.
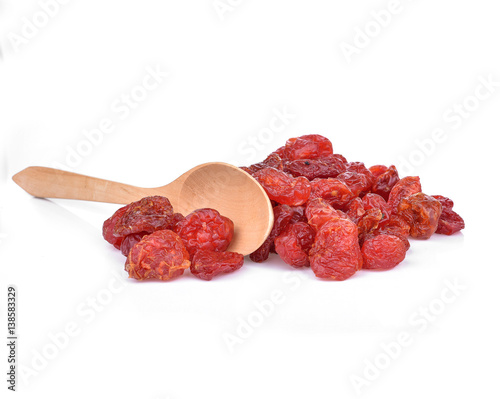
[1,1,499,398]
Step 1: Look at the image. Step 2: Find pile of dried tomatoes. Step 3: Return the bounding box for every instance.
[103,134,464,281]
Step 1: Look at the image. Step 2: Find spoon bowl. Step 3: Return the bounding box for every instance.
[12,163,273,255]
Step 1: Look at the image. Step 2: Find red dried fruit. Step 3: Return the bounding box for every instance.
[432,195,465,235]
[103,203,131,249]
[369,165,388,178]
[289,206,307,224]
[326,153,348,165]
[120,232,148,256]
[274,222,315,268]
[175,208,234,255]
[309,218,363,280]
[250,205,295,262]
[271,145,286,158]
[305,198,345,231]
[284,157,346,180]
[309,178,355,209]
[362,235,407,271]
[125,230,190,281]
[336,171,372,197]
[345,197,366,224]
[244,153,284,174]
[283,134,333,160]
[387,176,422,214]
[254,167,311,206]
[397,193,442,239]
[362,193,390,222]
[170,213,185,229]
[346,162,375,188]
[367,214,411,250]
[372,165,400,201]
[357,208,383,244]
[190,250,244,281]
[113,196,174,238]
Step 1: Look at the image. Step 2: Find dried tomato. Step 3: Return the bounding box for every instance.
[309,218,363,280]
[387,176,422,214]
[336,171,372,197]
[357,208,383,244]
[283,157,346,180]
[345,197,366,224]
[250,205,295,262]
[125,230,190,281]
[113,196,174,238]
[309,178,355,209]
[362,193,390,222]
[305,198,345,231]
[103,203,131,249]
[369,165,388,178]
[432,195,465,235]
[397,193,442,239]
[190,250,244,281]
[254,167,311,206]
[244,153,284,174]
[175,208,234,255]
[362,235,407,271]
[283,134,333,160]
[274,222,315,268]
[372,165,400,201]
[120,232,148,256]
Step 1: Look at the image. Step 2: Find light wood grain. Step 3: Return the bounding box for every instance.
[12,163,273,255]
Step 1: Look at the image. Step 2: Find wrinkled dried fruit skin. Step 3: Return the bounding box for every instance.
[362,235,406,270]
[114,196,174,238]
[170,213,185,229]
[254,167,311,206]
[284,157,346,180]
[244,153,283,174]
[274,222,315,268]
[309,218,363,280]
[369,165,388,178]
[367,214,411,250]
[387,176,422,214]
[362,193,390,222]
[305,198,345,231]
[283,134,333,160]
[346,197,365,224]
[372,165,400,201]
[336,171,372,197]
[357,208,383,244]
[432,195,465,235]
[326,153,348,165]
[120,232,148,256]
[397,193,442,239]
[250,205,294,262]
[175,208,234,255]
[289,206,307,224]
[125,230,190,281]
[309,178,355,209]
[103,204,131,249]
[346,162,375,189]
[190,250,244,281]
[271,145,286,158]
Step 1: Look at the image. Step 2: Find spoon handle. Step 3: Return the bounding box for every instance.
[12,166,153,204]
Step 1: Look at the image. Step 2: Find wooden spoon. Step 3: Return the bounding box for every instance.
[12,163,273,255]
